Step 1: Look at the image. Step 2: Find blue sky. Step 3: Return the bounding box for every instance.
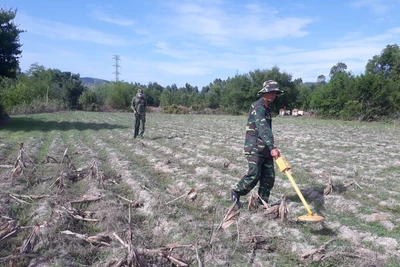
[3,0,400,88]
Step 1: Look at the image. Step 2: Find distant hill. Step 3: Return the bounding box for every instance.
[304,82,316,87]
[80,77,110,86]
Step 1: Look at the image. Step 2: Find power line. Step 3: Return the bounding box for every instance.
[112,55,121,82]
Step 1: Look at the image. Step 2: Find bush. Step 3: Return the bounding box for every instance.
[78,91,99,111]
[163,104,192,114]
[6,98,66,115]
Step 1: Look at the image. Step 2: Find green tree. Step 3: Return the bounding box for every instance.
[78,90,98,111]
[0,8,24,78]
[0,8,24,119]
[160,89,174,107]
[353,74,399,120]
[104,82,134,109]
[365,44,400,81]
[317,74,326,84]
[310,71,356,119]
[329,62,348,78]
[51,70,85,109]
[221,74,252,114]
[203,79,225,109]
[25,63,53,102]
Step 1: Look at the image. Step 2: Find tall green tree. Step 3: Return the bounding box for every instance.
[221,74,252,114]
[329,62,348,77]
[310,71,356,119]
[0,8,24,119]
[51,70,85,109]
[353,74,399,120]
[317,74,326,84]
[0,8,24,78]
[365,44,400,81]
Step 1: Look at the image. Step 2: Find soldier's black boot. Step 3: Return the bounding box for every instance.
[231,190,241,208]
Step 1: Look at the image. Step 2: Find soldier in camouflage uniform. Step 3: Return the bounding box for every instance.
[231,80,283,208]
[131,89,147,138]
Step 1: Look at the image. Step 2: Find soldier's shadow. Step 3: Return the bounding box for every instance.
[285,185,326,218]
[285,186,337,236]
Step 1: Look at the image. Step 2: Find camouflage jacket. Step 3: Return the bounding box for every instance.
[244,97,275,157]
[131,94,147,115]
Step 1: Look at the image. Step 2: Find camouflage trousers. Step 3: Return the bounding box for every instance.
[232,154,275,203]
[134,114,146,138]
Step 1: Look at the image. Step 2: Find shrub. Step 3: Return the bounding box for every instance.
[6,97,66,115]
[78,91,99,111]
[163,104,192,114]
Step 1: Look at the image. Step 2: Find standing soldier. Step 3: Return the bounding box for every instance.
[231,80,283,208]
[131,89,147,138]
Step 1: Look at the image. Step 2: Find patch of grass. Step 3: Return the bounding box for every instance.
[9,204,31,225]
[361,240,386,254]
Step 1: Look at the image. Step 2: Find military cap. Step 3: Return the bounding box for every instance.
[258,80,283,94]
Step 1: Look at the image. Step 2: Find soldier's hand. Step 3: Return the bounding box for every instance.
[270,148,280,159]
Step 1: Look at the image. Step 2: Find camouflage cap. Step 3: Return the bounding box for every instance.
[258,80,283,95]
[138,89,144,94]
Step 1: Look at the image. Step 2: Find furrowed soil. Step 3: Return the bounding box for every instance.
[0,111,399,267]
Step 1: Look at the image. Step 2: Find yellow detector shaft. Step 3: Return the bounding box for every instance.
[275,156,324,222]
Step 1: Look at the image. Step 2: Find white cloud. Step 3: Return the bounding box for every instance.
[350,0,395,15]
[18,14,131,46]
[90,9,135,26]
[153,42,190,59]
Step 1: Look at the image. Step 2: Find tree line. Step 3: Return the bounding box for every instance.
[1,8,399,121]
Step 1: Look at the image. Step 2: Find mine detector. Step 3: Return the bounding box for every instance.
[275,156,325,222]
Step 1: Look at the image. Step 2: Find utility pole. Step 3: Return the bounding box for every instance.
[112,55,121,82]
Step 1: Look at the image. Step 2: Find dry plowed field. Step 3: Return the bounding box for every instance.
[0,111,399,266]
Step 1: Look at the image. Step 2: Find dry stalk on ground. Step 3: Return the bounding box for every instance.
[44,155,58,163]
[8,193,31,205]
[10,143,36,182]
[55,205,98,222]
[278,195,288,221]
[323,173,334,195]
[49,154,104,194]
[140,243,192,267]
[166,188,197,205]
[60,230,111,246]
[210,202,240,244]
[343,180,363,189]
[301,238,336,261]
[19,223,41,253]
[256,192,270,209]
[263,195,288,221]
[0,219,20,245]
[8,193,49,204]
[69,194,102,204]
[49,170,66,194]
[116,195,143,208]
[111,205,140,267]
[243,235,274,265]
[60,148,76,171]
[88,160,105,189]
[247,192,259,210]
[112,231,192,266]
[264,205,280,217]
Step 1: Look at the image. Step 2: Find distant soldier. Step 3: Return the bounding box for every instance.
[231,80,283,207]
[131,89,147,138]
